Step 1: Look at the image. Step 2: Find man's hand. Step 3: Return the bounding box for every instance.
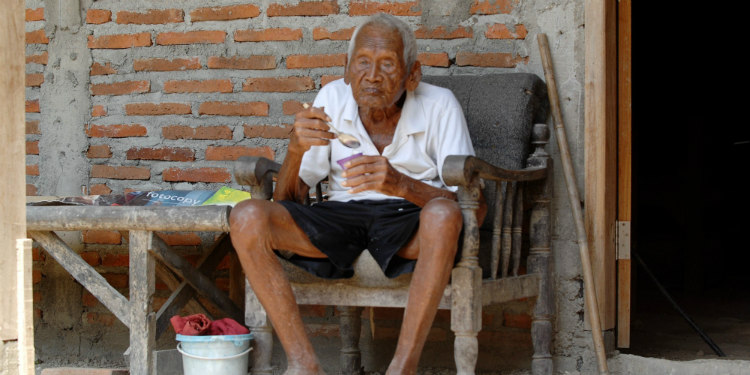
[289,105,336,155]
[340,155,406,197]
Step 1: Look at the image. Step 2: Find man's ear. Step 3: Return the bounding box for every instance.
[405,60,421,91]
[344,58,351,84]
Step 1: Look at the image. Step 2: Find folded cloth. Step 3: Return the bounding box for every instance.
[171,314,250,336]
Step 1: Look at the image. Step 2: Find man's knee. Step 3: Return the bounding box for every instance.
[420,198,462,230]
[229,199,273,237]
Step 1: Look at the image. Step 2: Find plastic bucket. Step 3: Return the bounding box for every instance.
[176,333,253,375]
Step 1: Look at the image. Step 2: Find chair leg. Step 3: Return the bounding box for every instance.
[338,306,363,375]
[454,332,479,375]
[246,283,274,375]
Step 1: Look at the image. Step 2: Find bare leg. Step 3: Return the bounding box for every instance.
[386,198,463,375]
[230,199,327,375]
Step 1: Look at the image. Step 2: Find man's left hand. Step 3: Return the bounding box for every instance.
[340,155,406,197]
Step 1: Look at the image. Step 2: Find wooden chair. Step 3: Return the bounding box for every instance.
[233,73,553,375]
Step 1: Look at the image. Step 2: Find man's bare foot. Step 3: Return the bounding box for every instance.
[385,363,416,375]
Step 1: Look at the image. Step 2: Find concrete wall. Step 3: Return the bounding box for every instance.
[24,0,590,373]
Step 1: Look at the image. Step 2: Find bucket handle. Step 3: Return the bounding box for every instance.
[176,343,252,361]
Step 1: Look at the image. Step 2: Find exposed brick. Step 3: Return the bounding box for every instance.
[91,165,151,180]
[205,145,274,161]
[26,120,41,135]
[321,75,343,86]
[116,9,184,24]
[267,1,339,16]
[87,124,147,138]
[87,33,152,49]
[87,144,112,159]
[26,8,44,21]
[242,77,314,93]
[485,23,528,39]
[92,105,107,117]
[91,62,117,76]
[102,273,129,289]
[418,52,450,67]
[26,184,37,196]
[85,312,117,327]
[243,124,292,139]
[163,79,233,93]
[26,141,39,155]
[32,270,42,284]
[156,31,226,45]
[26,73,44,87]
[162,167,231,183]
[78,251,102,267]
[286,53,346,69]
[82,292,99,307]
[503,311,532,329]
[90,184,112,195]
[282,100,304,115]
[349,0,421,16]
[26,29,49,44]
[455,52,526,68]
[102,253,129,267]
[305,323,339,338]
[198,101,268,117]
[190,5,260,21]
[470,0,517,15]
[125,103,192,116]
[82,230,121,245]
[26,100,40,113]
[134,57,201,72]
[32,247,45,262]
[156,232,202,246]
[235,28,303,42]
[415,26,473,39]
[126,147,195,161]
[162,125,233,140]
[313,27,354,41]
[40,367,129,375]
[26,164,39,176]
[207,55,276,70]
[86,9,112,24]
[91,80,150,96]
[26,51,48,65]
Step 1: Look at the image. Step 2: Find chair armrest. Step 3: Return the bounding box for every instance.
[442,155,547,188]
[234,156,281,200]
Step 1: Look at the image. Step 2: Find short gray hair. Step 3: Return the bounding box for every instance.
[347,13,417,72]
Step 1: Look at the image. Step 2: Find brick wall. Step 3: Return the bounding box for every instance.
[26,0,539,370]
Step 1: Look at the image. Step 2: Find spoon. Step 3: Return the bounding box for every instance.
[302,103,361,148]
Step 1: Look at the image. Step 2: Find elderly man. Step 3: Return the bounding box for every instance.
[230,13,480,375]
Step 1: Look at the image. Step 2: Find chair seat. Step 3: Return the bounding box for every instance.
[280,250,412,288]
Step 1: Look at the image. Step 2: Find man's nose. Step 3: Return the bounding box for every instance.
[364,64,380,81]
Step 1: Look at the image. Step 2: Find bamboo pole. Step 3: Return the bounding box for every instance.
[17,239,34,375]
[538,33,610,374]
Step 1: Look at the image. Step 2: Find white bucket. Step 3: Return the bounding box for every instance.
[176,333,253,375]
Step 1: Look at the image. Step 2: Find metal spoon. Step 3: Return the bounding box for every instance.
[302,103,361,148]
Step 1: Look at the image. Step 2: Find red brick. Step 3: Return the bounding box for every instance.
[134,57,201,72]
[234,28,303,42]
[503,312,532,329]
[455,52,526,68]
[205,145,274,161]
[125,103,192,116]
[90,184,112,195]
[102,253,129,267]
[299,305,328,318]
[198,101,268,117]
[321,75,343,86]
[32,247,45,262]
[91,165,151,180]
[86,9,112,24]
[88,33,152,49]
[26,120,41,135]
[26,73,44,87]
[286,53,346,69]
[26,29,49,44]
[91,62,117,76]
[267,1,339,16]
[190,5,260,21]
[243,124,292,139]
[126,147,195,161]
[349,1,421,16]
[156,31,226,45]
[282,100,304,115]
[32,270,42,284]
[485,23,528,39]
[305,323,339,338]
[87,124,147,138]
[156,232,202,246]
[162,167,231,183]
[415,26,473,39]
[162,125,233,140]
[91,80,150,96]
[116,9,184,24]
[26,184,37,196]
[102,273,129,289]
[26,164,39,176]
[470,0,517,15]
[163,79,233,93]
[87,144,112,158]
[313,27,354,41]
[26,51,48,65]
[85,312,118,327]
[83,230,121,245]
[207,55,276,70]
[26,8,44,21]
[82,292,99,307]
[418,52,450,67]
[92,105,107,117]
[242,77,314,92]
[26,141,39,155]
[78,251,101,267]
[26,100,40,113]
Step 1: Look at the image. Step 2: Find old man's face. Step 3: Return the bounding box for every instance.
[345,24,412,110]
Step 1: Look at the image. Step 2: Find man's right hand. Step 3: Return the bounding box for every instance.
[289,104,336,155]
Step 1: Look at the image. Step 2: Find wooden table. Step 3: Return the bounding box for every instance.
[26,205,242,375]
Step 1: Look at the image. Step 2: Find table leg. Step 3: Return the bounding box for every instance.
[130,230,156,375]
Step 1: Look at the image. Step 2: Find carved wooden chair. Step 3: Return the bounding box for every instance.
[233,73,553,375]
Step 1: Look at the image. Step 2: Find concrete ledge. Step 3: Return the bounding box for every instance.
[611,354,750,375]
[40,368,129,375]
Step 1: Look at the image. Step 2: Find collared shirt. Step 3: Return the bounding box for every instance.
[299,78,475,202]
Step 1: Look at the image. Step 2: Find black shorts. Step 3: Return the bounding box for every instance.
[277,199,421,279]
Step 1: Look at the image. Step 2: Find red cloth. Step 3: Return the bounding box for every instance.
[171,314,249,336]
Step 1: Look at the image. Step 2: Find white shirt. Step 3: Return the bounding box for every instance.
[299,78,475,202]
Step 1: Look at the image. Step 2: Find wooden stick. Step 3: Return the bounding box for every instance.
[17,239,34,375]
[538,33,610,374]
